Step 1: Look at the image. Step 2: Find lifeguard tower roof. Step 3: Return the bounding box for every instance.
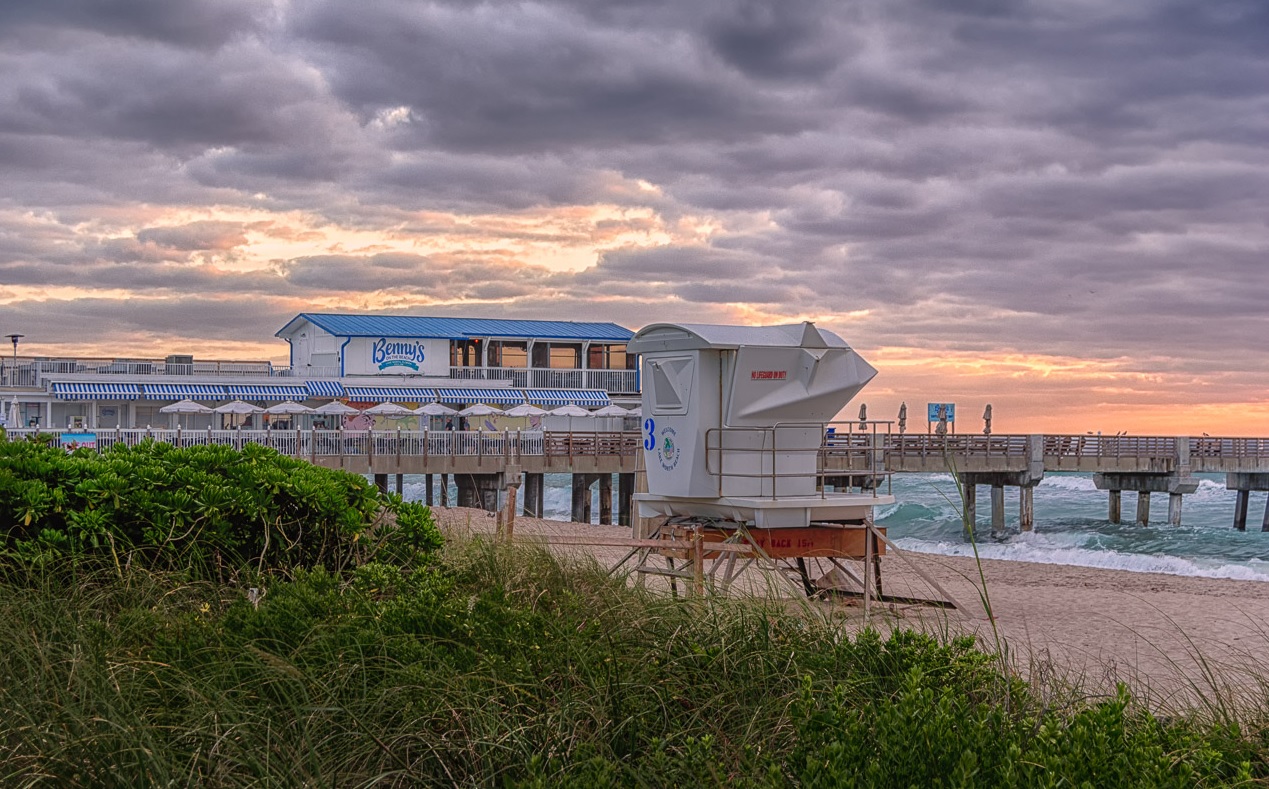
[626,322,850,354]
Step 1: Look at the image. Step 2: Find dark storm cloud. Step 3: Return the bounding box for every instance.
[1,0,1267,387]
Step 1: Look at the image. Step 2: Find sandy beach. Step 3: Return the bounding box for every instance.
[434,506,1269,706]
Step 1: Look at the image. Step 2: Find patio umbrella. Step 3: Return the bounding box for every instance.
[364,402,415,417]
[313,401,361,415]
[549,403,592,432]
[264,401,314,416]
[625,406,642,417]
[159,399,213,414]
[414,402,457,416]
[503,403,549,418]
[590,404,629,417]
[8,397,20,428]
[214,399,264,428]
[457,403,505,417]
[160,398,213,429]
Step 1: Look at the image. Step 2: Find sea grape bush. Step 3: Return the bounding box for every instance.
[0,437,440,572]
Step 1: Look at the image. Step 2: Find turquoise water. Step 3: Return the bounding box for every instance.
[398,471,1269,582]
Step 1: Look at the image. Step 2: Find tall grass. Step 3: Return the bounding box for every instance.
[0,541,1262,787]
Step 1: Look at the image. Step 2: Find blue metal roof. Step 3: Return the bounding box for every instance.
[305,380,345,398]
[226,384,307,401]
[143,384,229,401]
[51,382,142,400]
[435,388,526,405]
[524,389,611,407]
[345,386,437,402]
[278,313,633,342]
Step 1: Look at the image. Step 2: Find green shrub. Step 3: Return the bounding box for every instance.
[0,438,440,573]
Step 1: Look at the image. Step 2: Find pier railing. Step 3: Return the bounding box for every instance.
[8,429,1269,467]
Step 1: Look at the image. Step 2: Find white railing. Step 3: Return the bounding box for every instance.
[2,428,627,459]
[448,365,637,393]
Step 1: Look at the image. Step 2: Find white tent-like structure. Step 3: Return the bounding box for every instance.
[159,399,213,415]
[363,402,415,417]
[504,403,549,418]
[458,403,504,417]
[414,402,457,417]
[264,401,314,416]
[313,401,360,416]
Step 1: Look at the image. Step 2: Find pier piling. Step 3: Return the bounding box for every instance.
[1108,490,1121,524]
[1136,491,1151,526]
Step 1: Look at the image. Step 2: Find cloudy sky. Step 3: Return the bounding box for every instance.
[3,0,1267,433]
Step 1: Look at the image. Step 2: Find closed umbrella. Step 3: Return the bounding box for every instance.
[8,397,20,428]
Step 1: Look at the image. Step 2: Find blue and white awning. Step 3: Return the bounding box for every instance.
[523,389,611,407]
[344,386,436,402]
[305,380,345,398]
[434,388,526,405]
[142,384,229,401]
[51,382,142,400]
[225,384,308,401]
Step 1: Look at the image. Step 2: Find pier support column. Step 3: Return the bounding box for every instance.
[1234,490,1250,531]
[425,474,434,507]
[1019,486,1035,532]
[618,473,634,527]
[1262,496,1269,533]
[1108,490,1121,524]
[373,473,388,495]
[523,473,544,518]
[396,474,403,496]
[457,476,480,509]
[571,474,595,523]
[457,474,501,512]
[440,473,449,507]
[1168,493,1183,526]
[1136,491,1151,526]
[962,483,977,540]
[990,485,1006,539]
[599,474,613,525]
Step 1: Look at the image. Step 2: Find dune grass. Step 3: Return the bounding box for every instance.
[0,537,1264,787]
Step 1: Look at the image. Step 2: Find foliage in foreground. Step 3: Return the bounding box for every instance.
[0,543,1262,788]
[0,437,440,571]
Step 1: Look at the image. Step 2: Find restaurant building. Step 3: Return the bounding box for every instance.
[0,313,637,430]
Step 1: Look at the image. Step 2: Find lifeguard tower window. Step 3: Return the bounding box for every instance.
[646,356,694,415]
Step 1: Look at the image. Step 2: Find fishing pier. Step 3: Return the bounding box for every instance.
[10,427,1269,532]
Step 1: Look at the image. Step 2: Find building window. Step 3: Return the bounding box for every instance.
[489,340,527,368]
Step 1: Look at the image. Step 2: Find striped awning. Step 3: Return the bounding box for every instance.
[305,380,345,398]
[344,386,436,402]
[142,384,229,401]
[523,389,611,407]
[434,388,526,405]
[225,384,308,401]
[51,382,141,400]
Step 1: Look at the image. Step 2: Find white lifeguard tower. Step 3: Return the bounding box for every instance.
[620,322,937,603]
[630,321,893,528]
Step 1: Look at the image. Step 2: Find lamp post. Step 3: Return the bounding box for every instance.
[5,334,21,386]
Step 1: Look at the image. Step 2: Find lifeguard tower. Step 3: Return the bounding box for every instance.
[621,321,926,602]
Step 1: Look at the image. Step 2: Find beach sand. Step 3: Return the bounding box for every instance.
[433,506,1269,707]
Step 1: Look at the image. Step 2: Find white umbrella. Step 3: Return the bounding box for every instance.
[363,402,415,417]
[313,401,361,415]
[214,400,264,415]
[549,404,591,419]
[264,401,314,415]
[458,403,505,417]
[590,404,629,417]
[159,399,213,414]
[414,402,457,416]
[503,403,549,418]
[214,399,264,428]
[8,397,20,428]
[549,403,593,432]
[625,406,642,417]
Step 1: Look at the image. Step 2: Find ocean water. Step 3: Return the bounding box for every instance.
[394,471,1269,583]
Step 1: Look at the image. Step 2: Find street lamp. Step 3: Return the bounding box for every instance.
[4,334,21,386]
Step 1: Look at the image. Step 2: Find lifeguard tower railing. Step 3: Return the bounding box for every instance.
[703,420,893,500]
